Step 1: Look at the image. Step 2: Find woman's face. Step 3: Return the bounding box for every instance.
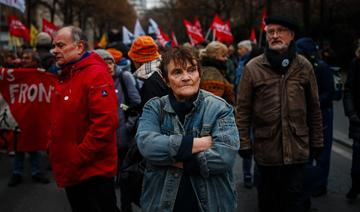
[166,59,200,101]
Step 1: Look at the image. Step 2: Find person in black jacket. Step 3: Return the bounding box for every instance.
[120,35,169,212]
[343,43,360,200]
[296,37,334,210]
[128,36,169,107]
[35,32,57,74]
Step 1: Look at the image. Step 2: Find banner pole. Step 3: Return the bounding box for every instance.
[258,30,263,48]
[0,4,2,49]
[205,28,211,41]
[188,34,196,46]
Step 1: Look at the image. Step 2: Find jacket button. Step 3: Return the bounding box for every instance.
[59,80,63,83]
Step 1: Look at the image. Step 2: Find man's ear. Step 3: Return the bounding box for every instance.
[77,41,85,55]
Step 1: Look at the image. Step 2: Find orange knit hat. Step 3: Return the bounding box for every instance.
[106,48,123,64]
[128,36,160,63]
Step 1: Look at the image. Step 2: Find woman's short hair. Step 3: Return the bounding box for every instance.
[200,41,228,59]
[160,46,200,81]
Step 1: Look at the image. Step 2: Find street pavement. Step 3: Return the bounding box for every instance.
[0,102,360,212]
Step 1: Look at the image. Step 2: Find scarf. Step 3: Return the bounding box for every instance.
[168,92,197,124]
[265,41,296,74]
[133,58,162,80]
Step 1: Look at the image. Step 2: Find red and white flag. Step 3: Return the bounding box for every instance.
[42,19,59,37]
[210,14,233,45]
[183,17,204,45]
[0,68,57,151]
[157,28,170,47]
[171,31,178,47]
[7,15,30,42]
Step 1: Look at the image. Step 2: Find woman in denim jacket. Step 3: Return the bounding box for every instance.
[136,46,240,212]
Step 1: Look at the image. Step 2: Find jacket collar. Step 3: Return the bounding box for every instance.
[59,51,96,76]
[260,53,304,75]
[162,90,205,114]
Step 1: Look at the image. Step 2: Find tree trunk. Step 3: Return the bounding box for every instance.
[303,0,310,34]
[51,0,57,23]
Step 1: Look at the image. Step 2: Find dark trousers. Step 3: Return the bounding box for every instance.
[302,107,333,197]
[65,176,120,212]
[351,140,360,175]
[257,164,305,212]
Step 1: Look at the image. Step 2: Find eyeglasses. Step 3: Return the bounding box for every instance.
[266,27,290,36]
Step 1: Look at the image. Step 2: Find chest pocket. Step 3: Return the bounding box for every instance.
[287,76,308,112]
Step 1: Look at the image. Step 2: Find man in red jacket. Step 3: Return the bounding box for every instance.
[49,26,120,212]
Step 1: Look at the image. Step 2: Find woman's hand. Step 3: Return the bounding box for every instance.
[192,136,213,154]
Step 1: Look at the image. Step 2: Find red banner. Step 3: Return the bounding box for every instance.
[183,17,204,45]
[7,15,30,42]
[250,28,257,43]
[42,18,59,37]
[0,68,57,151]
[210,14,233,45]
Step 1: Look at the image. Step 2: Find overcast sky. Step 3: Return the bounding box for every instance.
[146,0,161,9]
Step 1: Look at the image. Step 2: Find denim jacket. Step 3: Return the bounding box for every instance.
[136,90,239,212]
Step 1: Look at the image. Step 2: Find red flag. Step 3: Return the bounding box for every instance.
[171,31,178,47]
[260,9,267,31]
[250,28,257,43]
[42,19,59,37]
[7,15,30,42]
[183,18,204,45]
[210,14,233,44]
[157,28,170,47]
[0,68,57,151]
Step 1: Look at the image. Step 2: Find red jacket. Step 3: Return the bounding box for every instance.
[48,52,119,187]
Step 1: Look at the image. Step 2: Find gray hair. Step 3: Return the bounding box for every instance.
[59,26,89,50]
[237,40,252,51]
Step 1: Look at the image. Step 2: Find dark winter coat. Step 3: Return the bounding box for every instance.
[343,57,360,140]
[236,53,323,166]
[133,58,169,108]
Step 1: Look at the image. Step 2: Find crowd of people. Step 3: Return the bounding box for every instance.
[1,15,360,212]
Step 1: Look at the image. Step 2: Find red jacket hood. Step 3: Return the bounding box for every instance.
[60,51,108,77]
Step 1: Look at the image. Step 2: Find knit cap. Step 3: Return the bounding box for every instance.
[94,49,114,62]
[106,48,123,64]
[128,36,160,63]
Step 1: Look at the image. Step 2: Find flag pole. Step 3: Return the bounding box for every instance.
[188,35,194,46]
[258,30,263,48]
[0,4,2,50]
[205,28,211,41]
